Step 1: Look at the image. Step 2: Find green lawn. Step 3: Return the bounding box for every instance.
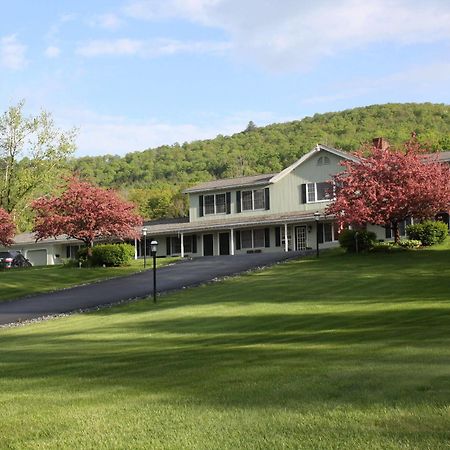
[0,257,179,302]
[1,245,450,449]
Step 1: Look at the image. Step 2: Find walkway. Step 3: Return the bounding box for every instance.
[0,251,309,326]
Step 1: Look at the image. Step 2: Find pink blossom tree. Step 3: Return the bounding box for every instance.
[327,138,450,242]
[0,208,15,246]
[32,177,142,250]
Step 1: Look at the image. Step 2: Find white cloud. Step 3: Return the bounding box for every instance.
[57,108,279,156]
[76,37,230,57]
[123,0,450,71]
[45,45,61,58]
[0,35,27,70]
[90,13,123,30]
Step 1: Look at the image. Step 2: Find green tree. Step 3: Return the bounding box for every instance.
[0,101,77,226]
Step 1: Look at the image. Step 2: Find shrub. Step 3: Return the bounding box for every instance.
[406,221,448,246]
[338,229,377,253]
[398,239,422,249]
[371,241,397,253]
[91,244,135,267]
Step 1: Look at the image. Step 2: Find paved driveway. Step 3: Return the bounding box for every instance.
[0,251,309,326]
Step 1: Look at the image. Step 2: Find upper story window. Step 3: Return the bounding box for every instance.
[305,182,333,203]
[242,188,266,211]
[199,192,231,217]
[317,156,330,166]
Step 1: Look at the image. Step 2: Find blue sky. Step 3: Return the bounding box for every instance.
[1,0,449,157]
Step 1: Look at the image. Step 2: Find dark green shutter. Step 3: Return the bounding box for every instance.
[385,224,392,239]
[300,184,307,204]
[199,195,204,217]
[236,191,241,213]
[275,227,281,246]
[166,237,171,255]
[264,187,270,210]
[235,230,241,250]
[318,223,324,244]
[264,228,270,248]
[226,192,231,214]
[192,235,197,253]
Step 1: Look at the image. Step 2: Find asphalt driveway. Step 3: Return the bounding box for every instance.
[0,251,310,326]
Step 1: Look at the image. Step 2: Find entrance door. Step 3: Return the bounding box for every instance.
[203,234,214,256]
[295,226,307,251]
[219,232,230,255]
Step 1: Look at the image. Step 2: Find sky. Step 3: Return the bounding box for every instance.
[1,0,449,157]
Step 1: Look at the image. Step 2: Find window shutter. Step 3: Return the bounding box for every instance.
[275,227,281,247]
[264,228,270,248]
[192,235,197,253]
[199,195,204,217]
[235,230,241,250]
[226,192,231,214]
[385,224,392,239]
[264,187,270,210]
[236,191,241,213]
[317,223,324,244]
[300,184,307,204]
[166,237,171,256]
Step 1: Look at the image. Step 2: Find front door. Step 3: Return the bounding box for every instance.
[203,234,214,256]
[295,226,307,251]
[219,232,230,255]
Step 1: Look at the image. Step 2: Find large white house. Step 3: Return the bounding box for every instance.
[4,142,448,265]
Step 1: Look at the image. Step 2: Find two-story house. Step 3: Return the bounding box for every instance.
[137,144,359,258]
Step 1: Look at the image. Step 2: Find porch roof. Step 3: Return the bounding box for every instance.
[138,210,333,236]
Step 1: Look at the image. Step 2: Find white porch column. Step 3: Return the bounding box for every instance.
[180,233,185,258]
[284,223,289,252]
[134,238,138,260]
[230,229,235,256]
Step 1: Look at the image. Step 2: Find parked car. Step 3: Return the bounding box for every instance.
[0,251,32,269]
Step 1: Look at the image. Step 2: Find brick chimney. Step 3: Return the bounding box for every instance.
[372,137,390,150]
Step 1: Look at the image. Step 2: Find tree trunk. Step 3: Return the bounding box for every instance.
[392,220,400,244]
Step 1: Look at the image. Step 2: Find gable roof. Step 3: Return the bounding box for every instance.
[183,144,355,194]
[269,144,359,184]
[183,173,276,193]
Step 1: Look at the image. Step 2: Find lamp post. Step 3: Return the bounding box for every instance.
[314,211,320,258]
[151,240,158,303]
[142,227,147,268]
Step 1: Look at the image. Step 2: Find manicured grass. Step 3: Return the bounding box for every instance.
[1,245,450,449]
[0,257,179,302]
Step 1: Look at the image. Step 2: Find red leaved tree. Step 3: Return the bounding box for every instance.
[0,208,15,246]
[327,138,450,242]
[32,177,142,249]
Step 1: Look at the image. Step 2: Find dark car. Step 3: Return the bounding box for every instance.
[0,251,32,269]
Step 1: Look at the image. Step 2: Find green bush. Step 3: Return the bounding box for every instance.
[338,229,377,253]
[398,239,422,249]
[406,221,448,246]
[91,244,135,267]
[371,241,398,253]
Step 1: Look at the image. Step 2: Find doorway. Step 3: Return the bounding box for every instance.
[295,225,307,251]
[203,234,214,256]
[219,232,230,255]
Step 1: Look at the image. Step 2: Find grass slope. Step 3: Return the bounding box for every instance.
[0,246,450,449]
[0,258,179,302]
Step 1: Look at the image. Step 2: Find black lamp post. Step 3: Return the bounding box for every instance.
[142,227,147,268]
[314,211,320,258]
[151,240,158,303]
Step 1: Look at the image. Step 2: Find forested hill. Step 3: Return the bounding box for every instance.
[71,103,450,219]
[72,103,450,189]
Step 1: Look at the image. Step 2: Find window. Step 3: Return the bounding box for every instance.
[241,230,253,249]
[203,193,229,215]
[240,229,268,249]
[215,193,226,214]
[317,156,330,166]
[253,229,265,247]
[305,182,333,203]
[318,222,338,244]
[204,195,215,215]
[385,217,413,239]
[169,236,194,254]
[241,188,266,211]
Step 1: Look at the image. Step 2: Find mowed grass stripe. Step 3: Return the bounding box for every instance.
[0,245,450,449]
